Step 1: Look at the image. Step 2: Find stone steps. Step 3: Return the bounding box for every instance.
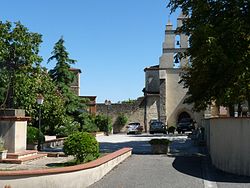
[0,150,47,164]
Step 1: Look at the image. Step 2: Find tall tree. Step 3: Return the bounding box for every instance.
[168,0,250,111]
[48,37,76,88]
[0,21,43,108]
[48,37,85,115]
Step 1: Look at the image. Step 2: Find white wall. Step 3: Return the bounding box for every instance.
[207,118,250,176]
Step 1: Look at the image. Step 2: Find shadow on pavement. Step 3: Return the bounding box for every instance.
[100,141,152,154]
[171,139,250,183]
[127,133,187,138]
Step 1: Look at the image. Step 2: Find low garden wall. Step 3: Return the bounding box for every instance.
[0,147,132,188]
[42,137,65,149]
[204,118,250,176]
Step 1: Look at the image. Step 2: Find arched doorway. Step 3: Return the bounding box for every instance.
[177,111,191,123]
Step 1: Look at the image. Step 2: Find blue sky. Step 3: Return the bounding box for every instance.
[1,0,179,103]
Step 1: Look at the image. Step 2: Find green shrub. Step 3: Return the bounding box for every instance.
[27,126,45,144]
[56,120,80,137]
[78,113,99,133]
[82,122,99,133]
[119,98,136,104]
[149,139,171,145]
[117,113,128,126]
[95,115,112,132]
[63,132,99,163]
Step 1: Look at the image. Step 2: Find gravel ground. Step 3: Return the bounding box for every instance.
[0,156,74,170]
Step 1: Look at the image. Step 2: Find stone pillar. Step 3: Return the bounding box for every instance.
[0,109,30,153]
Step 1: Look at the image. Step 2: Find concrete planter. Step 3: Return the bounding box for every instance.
[151,144,169,154]
[0,150,8,159]
[149,139,170,154]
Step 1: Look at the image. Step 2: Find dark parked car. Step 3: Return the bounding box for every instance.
[176,118,195,134]
[126,122,143,134]
[149,121,167,134]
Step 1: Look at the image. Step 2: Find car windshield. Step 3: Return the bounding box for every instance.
[128,123,140,126]
[151,122,163,128]
[128,125,138,128]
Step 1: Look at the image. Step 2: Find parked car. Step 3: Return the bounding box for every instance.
[149,119,158,125]
[176,118,195,134]
[149,121,167,134]
[126,122,143,134]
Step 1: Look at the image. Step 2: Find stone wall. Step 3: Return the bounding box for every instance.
[96,97,145,133]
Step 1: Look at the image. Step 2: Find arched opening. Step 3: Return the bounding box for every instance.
[177,111,191,123]
[173,53,180,68]
[175,35,181,49]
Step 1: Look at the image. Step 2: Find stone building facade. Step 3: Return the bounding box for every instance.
[69,68,97,114]
[69,68,81,96]
[143,13,203,131]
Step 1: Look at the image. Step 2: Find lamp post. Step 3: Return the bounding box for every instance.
[36,94,44,151]
[104,99,111,136]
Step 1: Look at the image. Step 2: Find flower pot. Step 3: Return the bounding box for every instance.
[0,150,8,159]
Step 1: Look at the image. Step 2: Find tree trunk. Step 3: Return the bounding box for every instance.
[228,104,234,117]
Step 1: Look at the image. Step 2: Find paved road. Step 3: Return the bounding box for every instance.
[97,133,188,154]
[90,134,250,188]
[89,154,203,188]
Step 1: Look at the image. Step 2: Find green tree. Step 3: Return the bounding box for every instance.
[0,21,43,108]
[168,0,250,111]
[0,21,77,135]
[48,37,86,115]
[48,37,76,88]
[14,67,68,135]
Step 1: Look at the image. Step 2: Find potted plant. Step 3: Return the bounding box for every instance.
[149,139,171,154]
[0,137,8,159]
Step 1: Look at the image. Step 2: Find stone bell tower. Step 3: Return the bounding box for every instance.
[158,13,202,126]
